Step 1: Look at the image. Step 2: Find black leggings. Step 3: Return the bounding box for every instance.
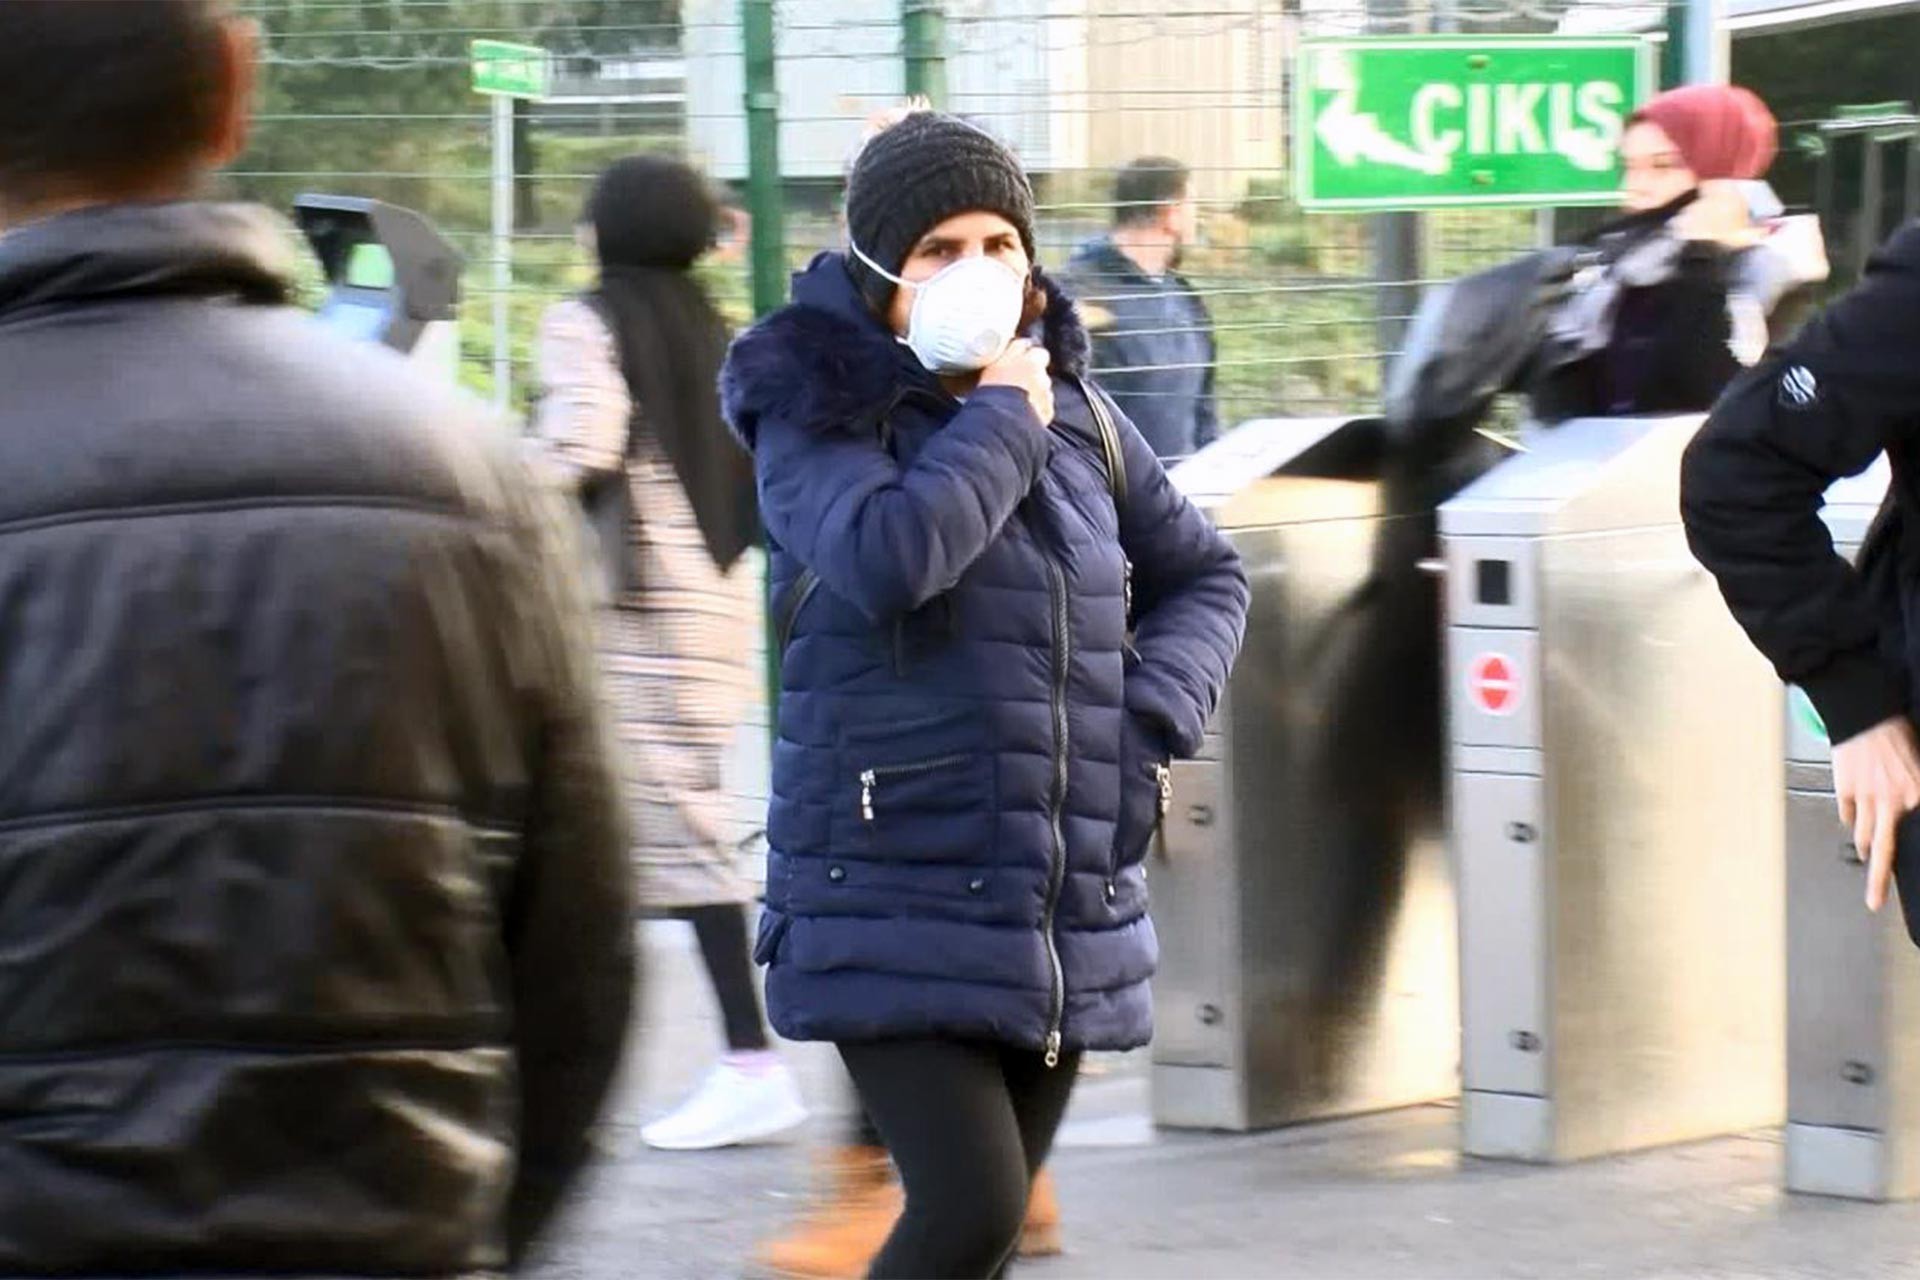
[840,1039,1081,1280]
[673,904,770,1053]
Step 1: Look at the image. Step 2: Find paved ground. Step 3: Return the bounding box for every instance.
[525,922,1920,1280]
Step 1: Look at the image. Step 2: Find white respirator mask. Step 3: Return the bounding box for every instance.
[850,239,1028,376]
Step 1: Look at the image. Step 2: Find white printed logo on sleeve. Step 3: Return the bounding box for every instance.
[1779,365,1819,409]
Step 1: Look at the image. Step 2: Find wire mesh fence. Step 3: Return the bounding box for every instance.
[235,0,687,411]
[233,0,1682,424]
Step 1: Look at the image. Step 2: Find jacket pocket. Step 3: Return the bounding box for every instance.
[752,909,792,966]
[832,706,996,863]
[1112,711,1172,872]
[859,753,975,820]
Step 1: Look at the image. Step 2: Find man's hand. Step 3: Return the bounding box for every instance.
[1833,715,1920,911]
[978,339,1054,425]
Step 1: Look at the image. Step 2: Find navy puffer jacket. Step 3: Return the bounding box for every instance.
[721,254,1248,1055]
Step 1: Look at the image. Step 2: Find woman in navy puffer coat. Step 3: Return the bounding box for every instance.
[721,112,1247,1278]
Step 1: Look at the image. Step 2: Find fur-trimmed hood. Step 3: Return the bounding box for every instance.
[722,251,1089,449]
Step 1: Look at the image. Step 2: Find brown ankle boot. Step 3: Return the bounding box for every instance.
[754,1146,903,1279]
[1018,1167,1064,1258]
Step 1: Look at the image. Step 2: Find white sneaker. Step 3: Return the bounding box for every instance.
[641,1060,809,1151]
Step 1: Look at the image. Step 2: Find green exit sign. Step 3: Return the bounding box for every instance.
[472,39,549,99]
[1295,37,1653,211]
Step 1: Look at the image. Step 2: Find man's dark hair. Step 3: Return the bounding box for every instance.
[0,0,229,205]
[1112,157,1192,229]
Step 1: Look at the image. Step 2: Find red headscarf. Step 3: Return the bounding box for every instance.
[1629,84,1779,181]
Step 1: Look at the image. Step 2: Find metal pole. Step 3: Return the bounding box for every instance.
[1371,215,1422,360]
[902,1,948,109]
[1369,0,1421,369]
[742,0,787,318]
[490,92,513,411]
[1860,135,1886,279]
[1687,0,1724,84]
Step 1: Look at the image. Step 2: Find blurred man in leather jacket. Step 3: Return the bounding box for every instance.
[0,3,635,1273]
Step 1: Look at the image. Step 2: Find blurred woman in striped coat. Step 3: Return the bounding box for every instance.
[534,154,806,1152]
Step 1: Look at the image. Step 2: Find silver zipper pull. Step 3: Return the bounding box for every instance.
[1044,1030,1062,1069]
[860,769,876,822]
[1123,559,1134,619]
[1155,764,1174,859]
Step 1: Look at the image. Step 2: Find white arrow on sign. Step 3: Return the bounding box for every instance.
[1557,128,1614,173]
[1313,51,1451,177]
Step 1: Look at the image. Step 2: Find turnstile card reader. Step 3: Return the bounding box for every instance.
[293,194,461,375]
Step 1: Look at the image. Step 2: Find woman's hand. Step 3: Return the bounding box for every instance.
[978,339,1055,425]
[1676,180,1762,248]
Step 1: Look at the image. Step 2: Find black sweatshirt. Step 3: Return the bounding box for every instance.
[1681,221,1920,745]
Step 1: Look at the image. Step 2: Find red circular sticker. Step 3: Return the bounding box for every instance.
[1471,653,1518,716]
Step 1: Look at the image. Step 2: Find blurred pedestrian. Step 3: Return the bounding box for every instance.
[1064,157,1219,460]
[757,1101,1061,1279]
[1388,83,1826,444]
[1530,83,1822,421]
[534,155,806,1152]
[0,1,635,1273]
[722,110,1249,1278]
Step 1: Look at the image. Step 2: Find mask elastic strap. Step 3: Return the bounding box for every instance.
[847,238,909,287]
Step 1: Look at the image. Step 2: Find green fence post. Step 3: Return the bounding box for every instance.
[742,0,788,746]
[902,2,948,109]
[1661,0,1689,87]
[742,0,787,319]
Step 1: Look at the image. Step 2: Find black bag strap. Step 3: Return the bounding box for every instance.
[774,567,820,654]
[1073,375,1127,519]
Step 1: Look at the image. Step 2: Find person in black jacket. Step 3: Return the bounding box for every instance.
[0,2,635,1274]
[1682,222,1920,919]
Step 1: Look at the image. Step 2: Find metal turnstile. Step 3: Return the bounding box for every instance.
[1782,459,1920,1200]
[1444,415,1785,1163]
[1151,417,1500,1131]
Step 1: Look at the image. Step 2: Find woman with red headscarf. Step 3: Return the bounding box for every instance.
[1388,83,1827,446]
[1528,82,1828,421]
[1621,83,1780,216]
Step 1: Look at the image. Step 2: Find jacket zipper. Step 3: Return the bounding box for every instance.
[1041,554,1071,1069]
[1153,762,1174,858]
[859,754,971,822]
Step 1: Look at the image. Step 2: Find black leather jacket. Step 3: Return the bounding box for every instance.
[0,203,635,1275]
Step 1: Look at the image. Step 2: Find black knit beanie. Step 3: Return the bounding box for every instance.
[844,112,1037,312]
